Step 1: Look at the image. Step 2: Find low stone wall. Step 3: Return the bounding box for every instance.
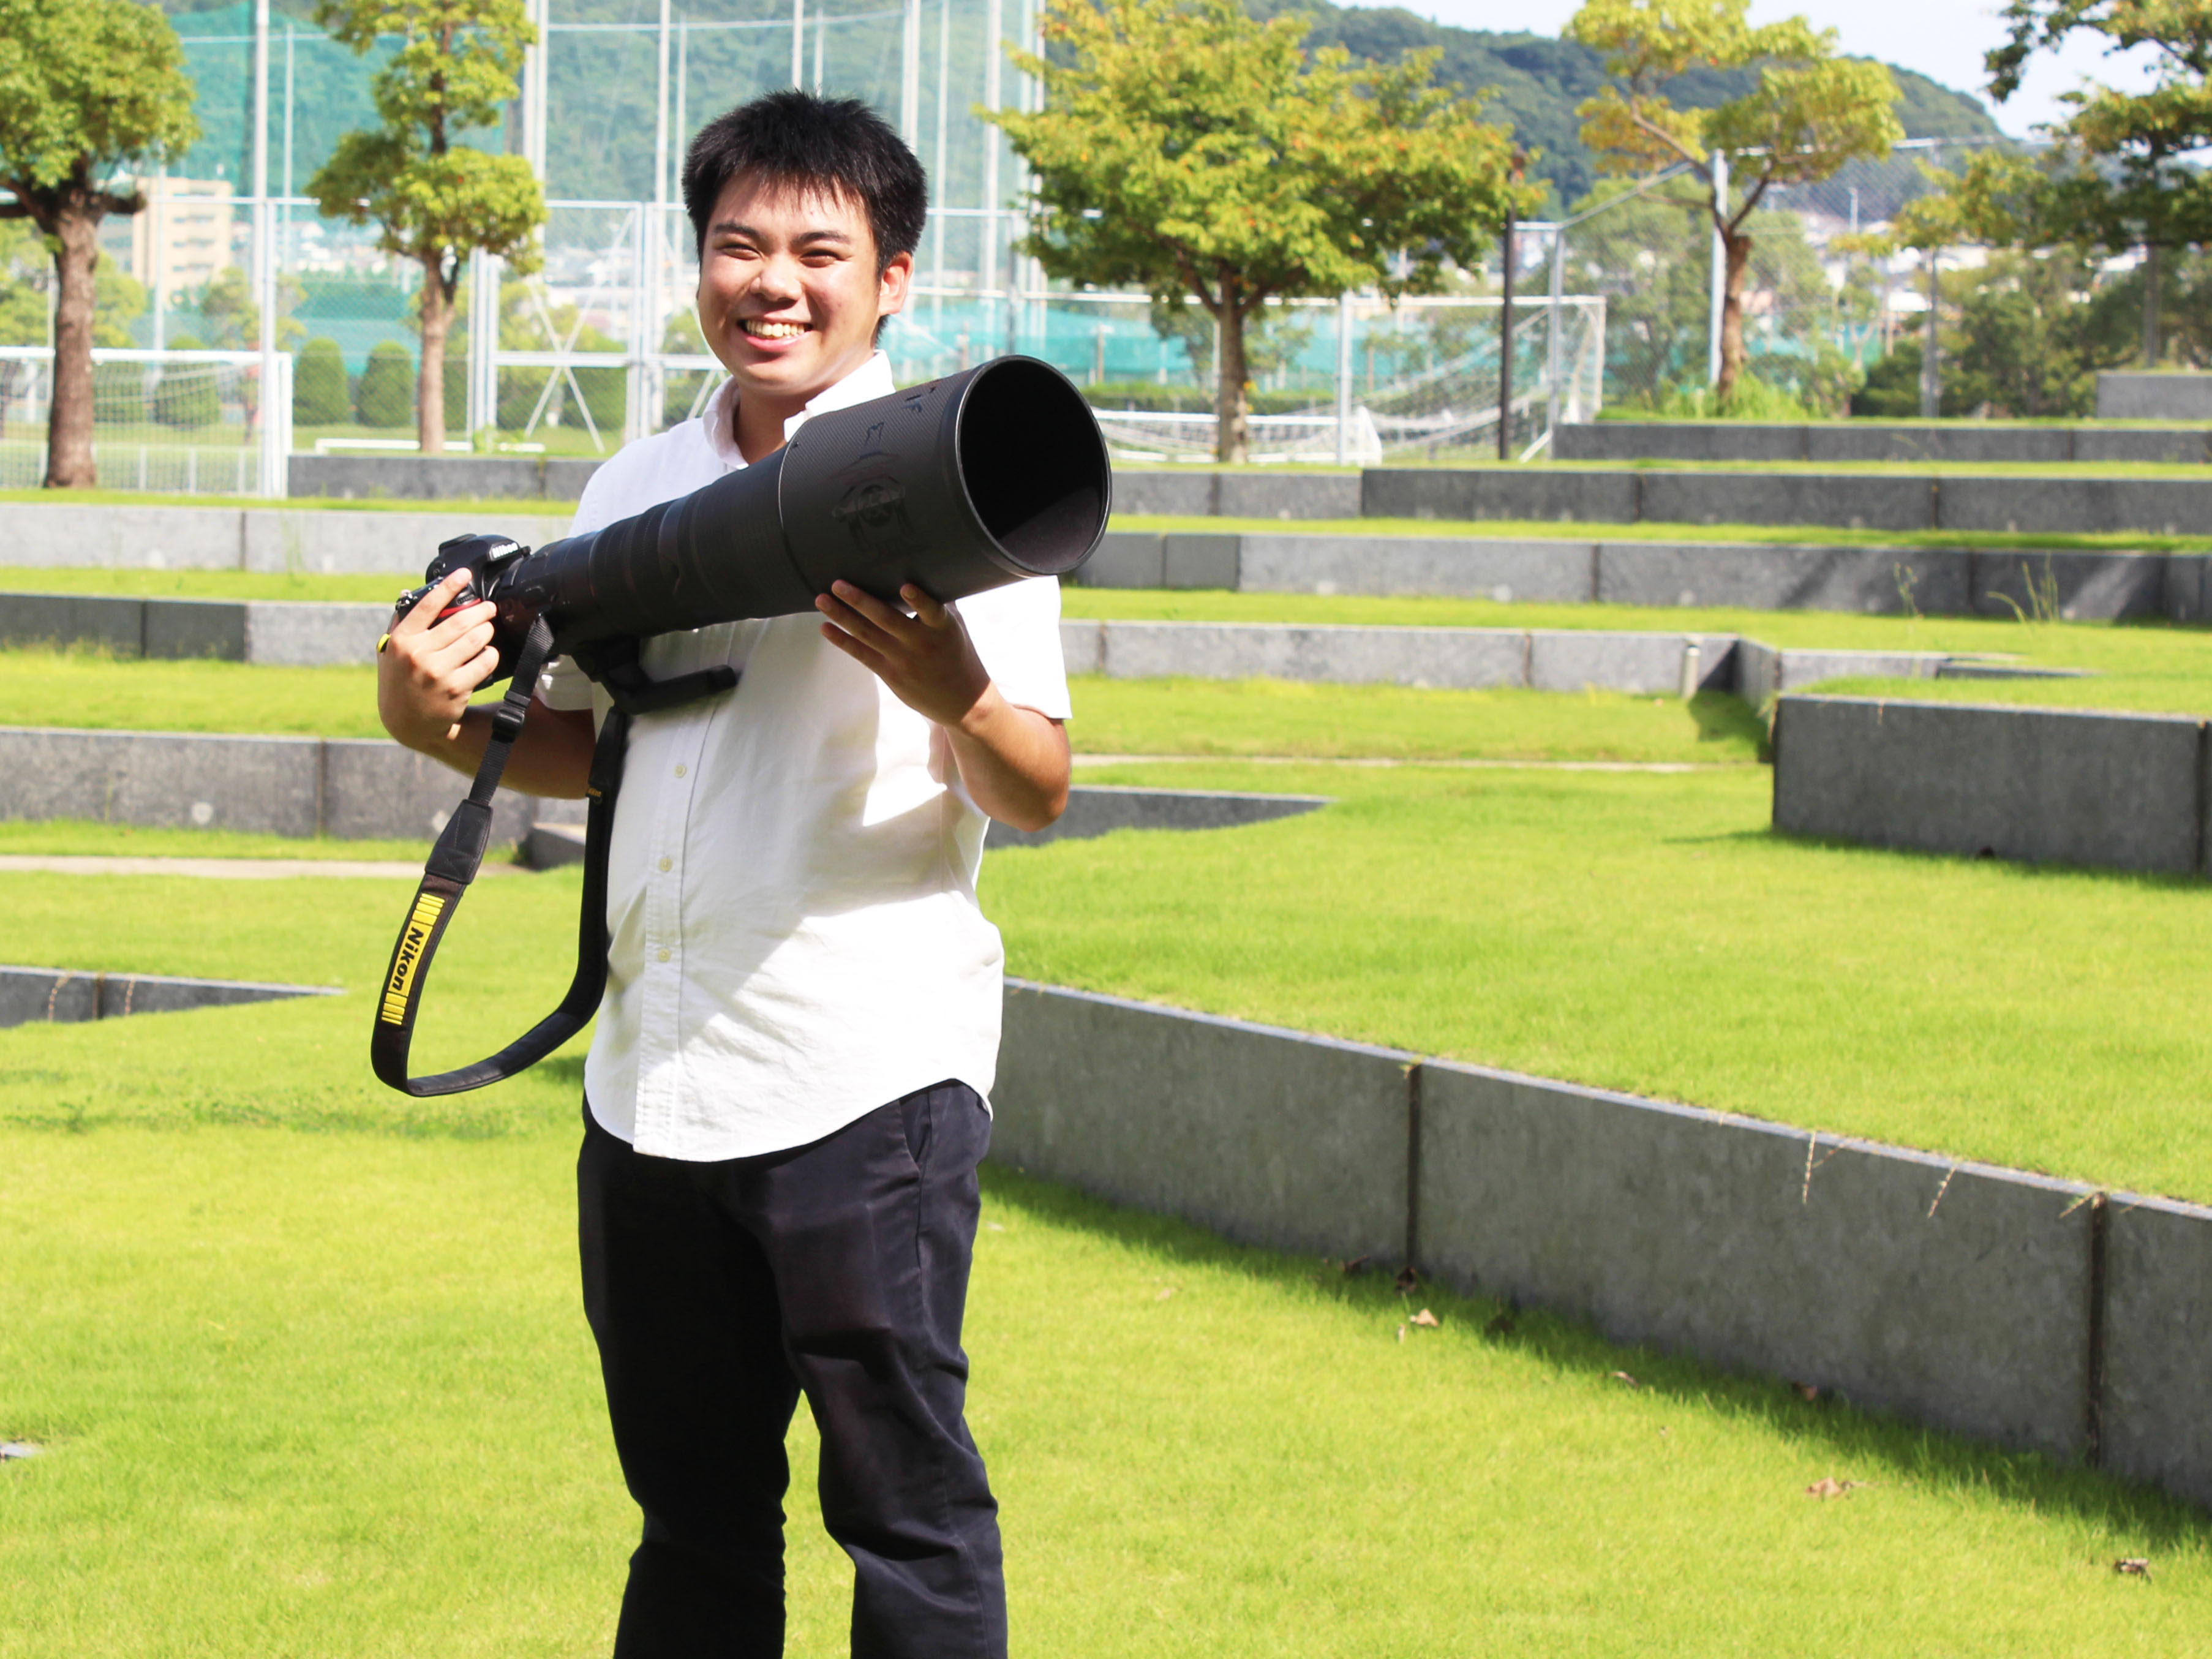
[0,963,339,1028]
[1772,694,2211,875]
[1558,420,2212,466]
[994,979,2212,1505]
[1363,465,2212,538]
[1080,532,2203,622]
[0,592,391,664]
[1108,469,1360,521]
[0,726,538,845]
[2097,374,2212,421]
[1058,619,1739,696]
[988,784,1331,848]
[288,453,601,502]
[4,502,571,576]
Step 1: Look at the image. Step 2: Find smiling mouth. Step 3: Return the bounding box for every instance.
[740,318,807,340]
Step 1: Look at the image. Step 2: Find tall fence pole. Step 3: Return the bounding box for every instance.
[1497,211,1515,461]
[1546,225,1565,442]
[1707,151,1728,387]
[1334,291,1353,467]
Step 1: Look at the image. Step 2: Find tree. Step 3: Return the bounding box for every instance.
[1988,1,2212,365]
[0,0,197,488]
[309,0,544,456]
[295,336,353,427]
[356,339,418,429]
[1566,0,1903,400]
[989,0,1536,462]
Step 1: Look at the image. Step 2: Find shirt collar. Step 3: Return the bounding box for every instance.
[703,350,897,469]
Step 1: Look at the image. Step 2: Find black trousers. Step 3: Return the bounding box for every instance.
[577,1081,1006,1659]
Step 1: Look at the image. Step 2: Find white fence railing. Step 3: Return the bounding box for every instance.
[0,347,291,498]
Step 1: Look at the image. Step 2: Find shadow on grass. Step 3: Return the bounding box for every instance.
[982,1159,2212,1551]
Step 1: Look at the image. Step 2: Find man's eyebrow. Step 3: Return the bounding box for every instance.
[707,220,855,247]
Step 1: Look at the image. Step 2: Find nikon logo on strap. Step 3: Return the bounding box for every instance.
[380,892,448,1025]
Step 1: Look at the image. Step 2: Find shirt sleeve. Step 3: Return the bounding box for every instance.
[955,574,1072,722]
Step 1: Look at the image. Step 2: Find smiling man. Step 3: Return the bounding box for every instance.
[374,91,1069,1659]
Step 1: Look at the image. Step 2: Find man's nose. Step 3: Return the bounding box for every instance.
[751,252,804,305]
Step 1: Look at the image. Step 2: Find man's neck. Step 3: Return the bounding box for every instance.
[728,349,878,465]
[734,391,805,465]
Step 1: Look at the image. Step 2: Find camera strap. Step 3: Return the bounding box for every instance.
[370,622,739,1097]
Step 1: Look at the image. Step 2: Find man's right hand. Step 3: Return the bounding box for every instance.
[377,568,502,754]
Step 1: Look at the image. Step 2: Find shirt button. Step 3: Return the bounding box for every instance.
[656,949,671,963]
[657,856,672,872]
[673,763,687,778]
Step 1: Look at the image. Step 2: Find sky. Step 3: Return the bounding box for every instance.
[1342,0,2166,138]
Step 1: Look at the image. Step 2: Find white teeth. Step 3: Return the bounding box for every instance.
[742,319,805,339]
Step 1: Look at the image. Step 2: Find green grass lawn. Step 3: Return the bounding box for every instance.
[0,646,1770,763]
[9,1121,2203,1657]
[1066,679,1765,762]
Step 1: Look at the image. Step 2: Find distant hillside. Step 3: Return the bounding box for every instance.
[154,0,2006,215]
[1246,0,2004,210]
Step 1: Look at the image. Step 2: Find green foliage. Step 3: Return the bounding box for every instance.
[0,219,47,348]
[1568,0,1903,395]
[0,0,198,195]
[1652,373,1818,421]
[1850,251,2136,419]
[991,0,1537,461]
[309,0,544,449]
[293,336,352,427]
[354,339,416,429]
[151,334,222,428]
[91,266,146,350]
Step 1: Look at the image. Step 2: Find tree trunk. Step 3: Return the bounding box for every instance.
[418,256,450,456]
[1714,228,1751,403]
[2143,241,2162,368]
[1214,299,1251,465]
[46,207,102,489]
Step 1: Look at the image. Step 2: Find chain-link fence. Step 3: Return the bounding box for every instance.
[0,0,2040,494]
[0,347,290,495]
[1555,139,2036,417]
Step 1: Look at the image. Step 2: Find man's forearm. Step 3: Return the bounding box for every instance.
[404,697,599,800]
[944,687,1069,832]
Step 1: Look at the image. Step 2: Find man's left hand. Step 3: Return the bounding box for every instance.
[814,579,990,726]
[814,579,1070,833]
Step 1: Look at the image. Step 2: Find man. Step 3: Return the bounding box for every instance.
[375,91,1068,1658]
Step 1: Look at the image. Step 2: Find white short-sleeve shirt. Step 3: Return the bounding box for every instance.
[537,352,1071,1161]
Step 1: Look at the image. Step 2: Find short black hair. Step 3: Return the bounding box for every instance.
[682,90,928,272]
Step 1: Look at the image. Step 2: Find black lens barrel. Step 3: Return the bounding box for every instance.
[490,355,1108,658]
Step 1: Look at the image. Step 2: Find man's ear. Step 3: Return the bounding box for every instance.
[878,250,914,319]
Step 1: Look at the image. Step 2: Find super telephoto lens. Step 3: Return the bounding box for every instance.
[472,355,1110,660]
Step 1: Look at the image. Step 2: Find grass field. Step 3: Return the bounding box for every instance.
[0,645,1772,762]
[8,1123,2205,1657]
[3,758,2207,1200]
[7,671,2212,1645]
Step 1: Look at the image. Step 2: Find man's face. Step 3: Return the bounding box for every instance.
[695,173,911,407]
